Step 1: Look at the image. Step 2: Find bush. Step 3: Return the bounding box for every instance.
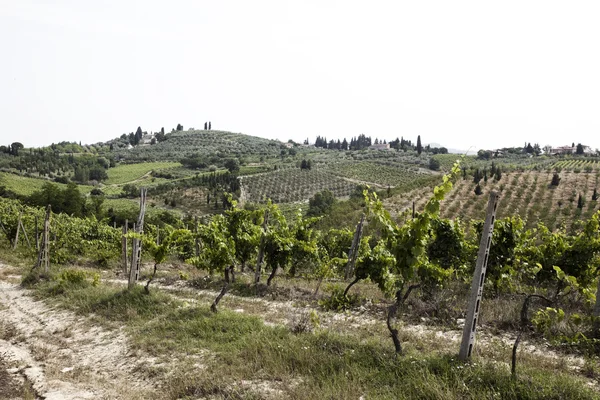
[318,284,362,311]
[428,158,441,171]
[551,173,561,186]
[474,184,483,196]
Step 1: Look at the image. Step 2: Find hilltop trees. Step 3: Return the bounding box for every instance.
[416,135,422,155]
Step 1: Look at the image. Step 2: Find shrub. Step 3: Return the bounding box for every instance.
[428,158,440,171]
[551,173,561,186]
[318,284,362,311]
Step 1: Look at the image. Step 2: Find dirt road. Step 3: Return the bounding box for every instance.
[0,264,157,400]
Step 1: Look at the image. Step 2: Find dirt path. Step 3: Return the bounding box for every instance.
[0,265,157,399]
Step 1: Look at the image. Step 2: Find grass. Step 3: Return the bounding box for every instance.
[105,162,181,185]
[16,264,600,400]
[0,172,93,196]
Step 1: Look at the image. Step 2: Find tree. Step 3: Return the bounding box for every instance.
[494,167,502,181]
[576,143,584,155]
[224,158,240,173]
[204,122,207,130]
[307,190,336,217]
[190,214,236,312]
[355,160,461,353]
[428,158,440,171]
[551,173,561,186]
[10,142,24,156]
[474,184,483,196]
[593,188,598,201]
[225,205,261,272]
[416,135,422,155]
[577,194,584,209]
[263,203,294,286]
[525,143,534,154]
[209,121,212,130]
[176,124,183,131]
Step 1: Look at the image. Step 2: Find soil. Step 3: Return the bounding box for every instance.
[0,263,158,400]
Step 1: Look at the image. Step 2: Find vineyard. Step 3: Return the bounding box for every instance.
[241,168,357,203]
[112,130,316,163]
[1,160,600,397]
[4,136,600,398]
[385,167,600,230]
[326,161,433,187]
[104,161,181,184]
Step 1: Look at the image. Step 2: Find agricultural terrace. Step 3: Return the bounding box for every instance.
[105,161,181,184]
[326,161,434,187]
[241,168,357,203]
[112,130,317,163]
[385,168,600,231]
[0,172,94,196]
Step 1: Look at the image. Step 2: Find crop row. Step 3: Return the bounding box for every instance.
[241,169,357,203]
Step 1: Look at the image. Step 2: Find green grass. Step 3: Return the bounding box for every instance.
[19,266,600,400]
[105,162,181,184]
[0,172,94,196]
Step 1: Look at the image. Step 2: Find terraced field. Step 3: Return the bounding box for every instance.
[105,161,181,184]
[384,169,600,230]
[241,168,357,203]
[326,161,432,187]
[0,172,94,196]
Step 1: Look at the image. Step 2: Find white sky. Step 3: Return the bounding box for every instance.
[1,1,599,150]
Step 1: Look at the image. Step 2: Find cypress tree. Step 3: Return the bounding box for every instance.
[577,194,584,209]
[474,184,483,196]
[416,135,422,155]
[593,188,598,201]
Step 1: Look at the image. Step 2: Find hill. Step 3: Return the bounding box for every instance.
[109,130,307,163]
[384,164,600,230]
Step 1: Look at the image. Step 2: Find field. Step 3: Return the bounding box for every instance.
[384,167,600,230]
[0,172,94,196]
[241,168,357,203]
[112,130,315,163]
[104,161,181,184]
[326,161,433,187]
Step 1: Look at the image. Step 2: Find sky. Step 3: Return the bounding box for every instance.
[1,1,600,151]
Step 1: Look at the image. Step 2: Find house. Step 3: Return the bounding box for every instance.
[550,144,594,155]
[369,143,390,150]
[139,133,155,146]
[551,145,575,155]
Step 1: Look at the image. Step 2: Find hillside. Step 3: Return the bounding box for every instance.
[110,130,309,162]
[385,166,600,230]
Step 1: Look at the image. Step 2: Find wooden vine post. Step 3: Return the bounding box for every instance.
[194,216,200,257]
[459,191,499,360]
[35,215,39,251]
[13,211,22,250]
[121,219,128,275]
[254,209,269,284]
[128,189,147,289]
[344,214,365,280]
[34,205,51,273]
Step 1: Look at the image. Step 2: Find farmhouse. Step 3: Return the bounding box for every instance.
[369,143,390,150]
[550,145,594,155]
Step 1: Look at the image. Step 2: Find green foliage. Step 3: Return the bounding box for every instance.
[189,214,235,274]
[307,189,336,217]
[361,160,462,296]
[428,157,441,171]
[318,284,362,311]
